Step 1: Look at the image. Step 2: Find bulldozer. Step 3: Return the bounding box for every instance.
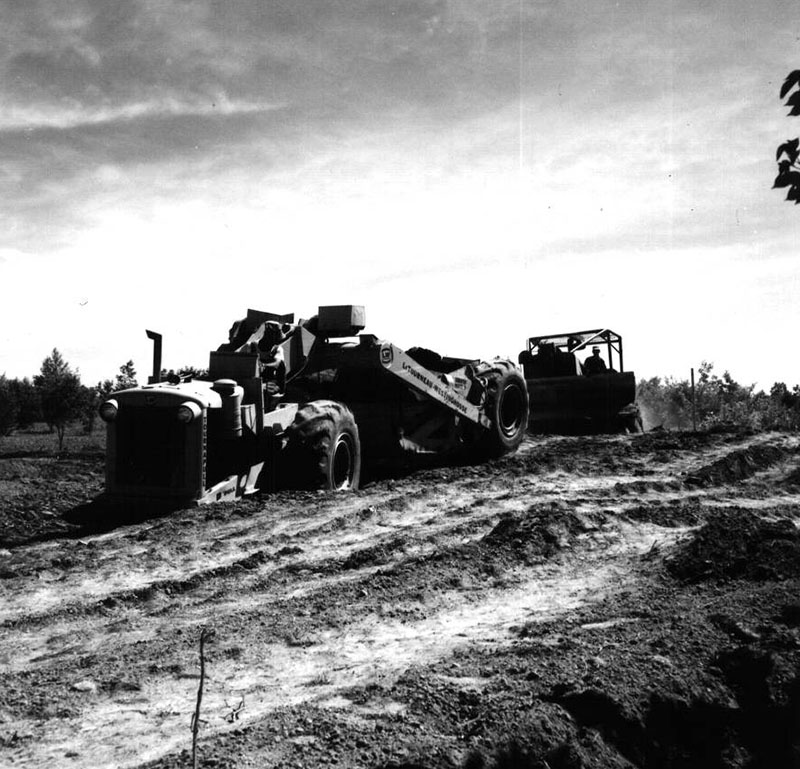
[518,328,642,435]
[99,305,529,505]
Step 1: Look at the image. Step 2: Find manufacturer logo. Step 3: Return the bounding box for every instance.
[380,346,393,365]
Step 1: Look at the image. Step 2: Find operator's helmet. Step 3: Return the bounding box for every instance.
[592,346,600,353]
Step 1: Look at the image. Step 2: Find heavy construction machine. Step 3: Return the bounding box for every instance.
[100,306,529,505]
[518,328,642,434]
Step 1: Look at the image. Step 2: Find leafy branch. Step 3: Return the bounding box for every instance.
[774,70,800,203]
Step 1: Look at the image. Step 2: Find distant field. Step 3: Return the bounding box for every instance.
[0,424,105,457]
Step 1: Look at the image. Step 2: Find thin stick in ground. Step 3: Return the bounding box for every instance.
[191,627,214,769]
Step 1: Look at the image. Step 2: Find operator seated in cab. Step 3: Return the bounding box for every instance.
[582,346,607,376]
[258,321,290,396]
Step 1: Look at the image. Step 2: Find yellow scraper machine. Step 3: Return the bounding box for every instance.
[100,305,529,504]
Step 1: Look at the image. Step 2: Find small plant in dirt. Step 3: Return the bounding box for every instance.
[306,671,332,686]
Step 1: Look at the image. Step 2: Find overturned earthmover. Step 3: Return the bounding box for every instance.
[100,306,529,504]
[518,328,642,435]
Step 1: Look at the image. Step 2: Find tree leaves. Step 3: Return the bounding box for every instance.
[786,90,800,116]
[779,70,800,100]
[776,138,799,163]
[772,160,800,191]
[775,73,800,204]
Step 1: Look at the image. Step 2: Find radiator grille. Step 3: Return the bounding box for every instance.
[115,406,189,490]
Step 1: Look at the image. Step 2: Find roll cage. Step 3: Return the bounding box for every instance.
[524,329,625,374]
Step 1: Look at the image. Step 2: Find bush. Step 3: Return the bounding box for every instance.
[0,375,19,437]
[637,363,800,431]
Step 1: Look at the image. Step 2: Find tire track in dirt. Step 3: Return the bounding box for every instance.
[3,521,682,769]
[5,432,787,621]
[1,432,797,768]
[0,478,532,629]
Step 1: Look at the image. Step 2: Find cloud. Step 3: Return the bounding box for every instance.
[0,95,282,132]
[0,0,798,387]
[0,0,538,255]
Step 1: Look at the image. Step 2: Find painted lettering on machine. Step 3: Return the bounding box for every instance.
[378,343,485,426]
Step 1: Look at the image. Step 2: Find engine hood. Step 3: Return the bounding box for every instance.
[110,380,223,409]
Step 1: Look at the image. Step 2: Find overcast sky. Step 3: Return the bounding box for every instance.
[1,0,798,389]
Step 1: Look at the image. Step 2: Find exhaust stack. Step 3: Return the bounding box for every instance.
[146,330,162,384]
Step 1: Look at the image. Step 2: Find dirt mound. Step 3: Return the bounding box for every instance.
[667,510,800,583]
[461,645,800,769]
[621,500,705,528]
[484,507,606,564]
[684,445,786,487]
[550,670,800,769]
[461,732,631,769]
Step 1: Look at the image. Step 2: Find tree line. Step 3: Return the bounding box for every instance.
[0,349,207,450]
[637,362,800,431]
[2,349,799,451]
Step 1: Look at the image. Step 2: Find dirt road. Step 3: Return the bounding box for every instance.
[1,430,799,768]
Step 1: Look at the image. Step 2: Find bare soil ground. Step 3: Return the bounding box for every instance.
[1,429,800,768]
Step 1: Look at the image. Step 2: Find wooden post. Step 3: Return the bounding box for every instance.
[691,367,697,432]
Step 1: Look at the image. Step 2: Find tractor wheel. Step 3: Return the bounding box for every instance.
[283,400,361,490]
[474,362,530,457]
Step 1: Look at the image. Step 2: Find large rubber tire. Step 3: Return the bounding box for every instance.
[283,400,361,490]
[476,362,530,457]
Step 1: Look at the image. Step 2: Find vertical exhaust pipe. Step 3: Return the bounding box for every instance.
[146,330,162,384]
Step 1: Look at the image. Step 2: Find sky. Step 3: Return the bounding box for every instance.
[1,0,799,390]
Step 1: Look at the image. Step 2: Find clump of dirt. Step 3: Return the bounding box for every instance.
[461,731,631,769]
[455,643,800,769]
[547,665,800,769]
[340,538,404,570]
[552,688,737,769]
[621,500,705,528]
[783,464,800,487]
[483,506,606,564]
[684,445,786,487]
[667,509,800,583]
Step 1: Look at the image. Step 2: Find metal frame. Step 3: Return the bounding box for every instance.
[526,329,625,373]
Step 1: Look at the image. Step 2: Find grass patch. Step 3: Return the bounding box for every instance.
[0,424,106,457]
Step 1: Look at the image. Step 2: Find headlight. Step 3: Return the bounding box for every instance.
[99,399,118,422]
[176,401,202,423]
